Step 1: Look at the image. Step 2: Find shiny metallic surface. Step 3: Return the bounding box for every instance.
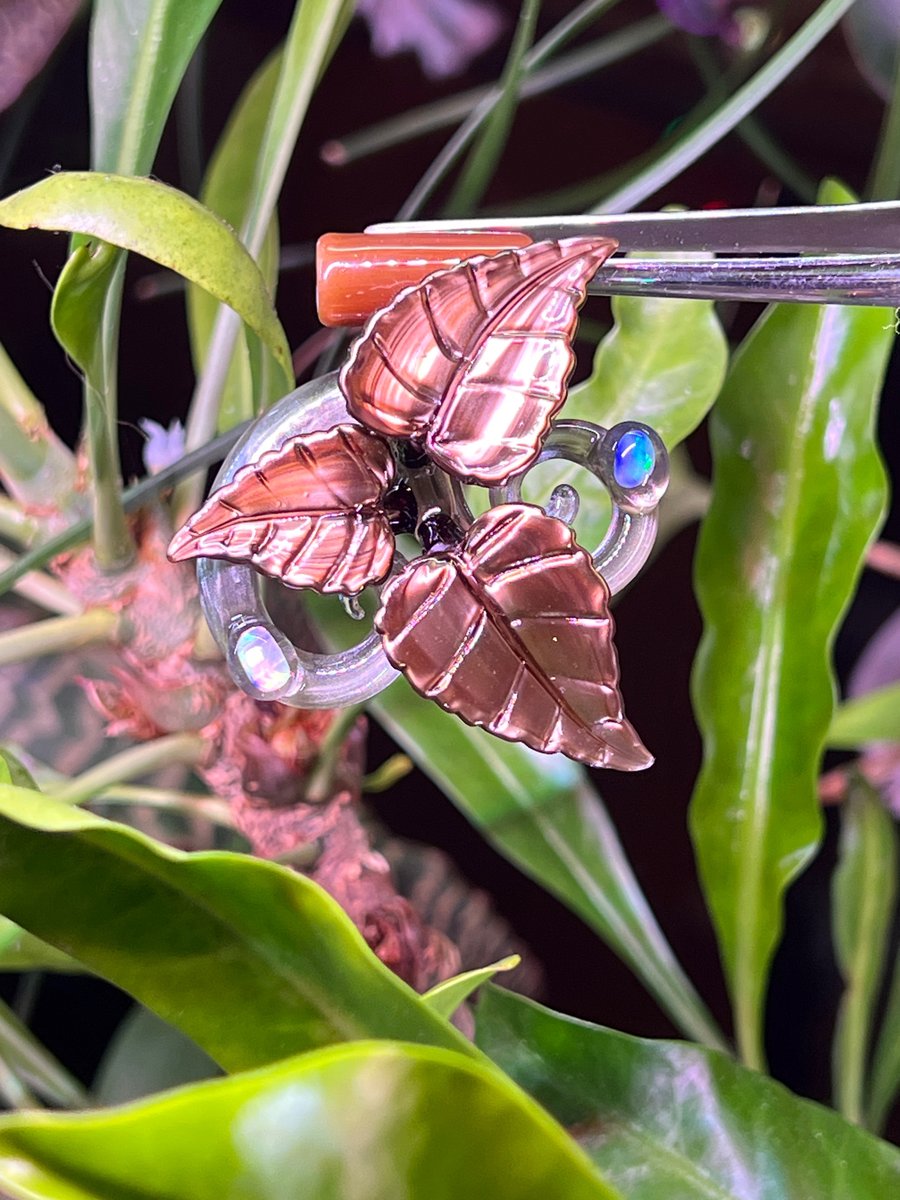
[169,424,396,595]
[367,201,900,253]
[195,374,400,709]
[375,503,652,771]
[588,253,900,307]
[339,237,617,484]
[489,419,668,593]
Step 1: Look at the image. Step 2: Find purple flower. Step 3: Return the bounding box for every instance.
[848,605,900,816]
[656,1,738,38]
[140,418,185,476]
[357,0,504,79]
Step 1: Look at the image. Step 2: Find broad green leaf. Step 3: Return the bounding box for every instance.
[0,173,292,384]
[0,1042,617,1200]
[477,987,900,1200]
[423,955,520,1020]
[832,778,898,1124]
[361,672,726,1052]
[0,786,472,1070]
[870,947,900,1133]
[829,683,900,748]
[188,51,283,431]
[94,1007,218,1106]
[89,0,223,175]
[536,272,726,552]
[689,180,892,1068]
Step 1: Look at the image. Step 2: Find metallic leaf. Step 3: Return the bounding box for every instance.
[375,503,651,770]
[340,237,616,485]
[167,424,395,595]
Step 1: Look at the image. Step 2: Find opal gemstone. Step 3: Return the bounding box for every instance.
[613,429,655,489]
[234,625,292,695]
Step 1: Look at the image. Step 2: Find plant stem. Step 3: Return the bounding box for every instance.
[444,0,542,214]
[0,420,251,601]
[0,546,81,615]
[50,734,206,807]
[868,45,900,200]
[305,704,363,804]
[595,0,858,213]
[0,996,88,1109]
[0,343,78,511]
[397,0,624,220]
[324,18,668,167]
[0,498,39,547]
[179,0,351,508]
[0,609,119,668]
[90,785,235,827]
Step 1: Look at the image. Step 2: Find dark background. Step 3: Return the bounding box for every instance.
[0,0,898,1134]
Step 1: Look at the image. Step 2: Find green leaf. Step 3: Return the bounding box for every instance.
[362,673,726,1052]
[540,272,726,553]
[187,51,283,431]
[0,786,472,1070]
[0,172,292,384]
[0,996,88,1110]
[89,0,223,175]
[0,749,36,790]
[423,955,521,1020]
[477,987,900,1200]
[829,683,900,748]
[832,778,898,1124]
[689,180,893,1069]
[93,1007,218,1106]
[0,917,80,973]
[869,945,900,1133]
[0,1042,617,1200]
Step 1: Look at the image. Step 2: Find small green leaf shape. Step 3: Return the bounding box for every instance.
[0,172,292,383]
[477,988,900,1200]
[829,683,900,748]
[689,180,893,1069]
[832,778,898,1124]
[93,1008,218,1105]
[0,1042,619,1200]
[0,786,470,1069]
[424,955,521,1020]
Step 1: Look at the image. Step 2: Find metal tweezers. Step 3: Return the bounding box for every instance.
[368,203,900,307]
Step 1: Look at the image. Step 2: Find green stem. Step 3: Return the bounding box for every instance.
[0,996,87,1109]
[444,0,542,214]
[0,609,119,668]
[688,37,817,202]
[595,0,858,213]
[84,262,135,570]
[0,498,40,547]
[397,0,624,220]
[0,420,251,601]
[50,735,206,807]
[90,785,235,828]
[0,343,78,511]
[0,546,81,615]
[179,0,351,506]
[0,1056,39,1110]
[305,705,363,804]
[324,18,668,167]
[868,45,900,200]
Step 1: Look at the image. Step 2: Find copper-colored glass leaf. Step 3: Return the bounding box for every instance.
[167,425,395,595]
[339,237,617,485]
[375,502,652,770]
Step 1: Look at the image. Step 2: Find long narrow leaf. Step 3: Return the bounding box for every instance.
[832,778,898,1124]
[690,181,893,1069]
